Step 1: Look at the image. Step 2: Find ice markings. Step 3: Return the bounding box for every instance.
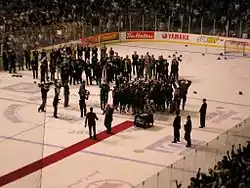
[4,104,23,123]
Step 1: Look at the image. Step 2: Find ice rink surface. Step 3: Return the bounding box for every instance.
[1,42,250,188]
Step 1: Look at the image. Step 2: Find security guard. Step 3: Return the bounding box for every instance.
[184,115,192,147]
[172,111,181,143]
[103,105,114,134]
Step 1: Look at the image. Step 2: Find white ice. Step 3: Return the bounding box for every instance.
[0,42,250,188]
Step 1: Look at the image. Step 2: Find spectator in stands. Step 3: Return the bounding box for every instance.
[0,0,249,55]
[187,142,250,188]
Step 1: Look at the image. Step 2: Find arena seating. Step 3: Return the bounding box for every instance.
[0,0,249,51]
[186,142,250,188]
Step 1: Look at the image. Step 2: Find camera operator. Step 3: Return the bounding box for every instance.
[38,82,50,112]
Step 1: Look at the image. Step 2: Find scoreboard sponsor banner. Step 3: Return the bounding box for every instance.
[197,36,222,44]
[89,35,99,44]
[100,32,119,42]
[80,35,99,46]
[126,31,154,39]
[162,33,189,40]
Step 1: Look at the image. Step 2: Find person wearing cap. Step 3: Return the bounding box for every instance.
[85,107,98,139]
[199,99,207,128]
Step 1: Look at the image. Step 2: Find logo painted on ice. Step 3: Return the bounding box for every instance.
[68,171,100,188]
[86,180,134,188]
[4,104,23,123]
[146,135,205,156]
[2,82,40,94]
[206,109,239,123]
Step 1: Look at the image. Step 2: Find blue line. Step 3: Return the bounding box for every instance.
[0,136,167,168]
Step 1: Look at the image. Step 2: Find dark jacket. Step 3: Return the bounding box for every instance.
[184,119,192,134]
[173,115,181,129]
[199,103,207,114]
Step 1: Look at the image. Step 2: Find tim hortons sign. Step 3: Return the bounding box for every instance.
[162,33,189,40]
[126,31,154,39]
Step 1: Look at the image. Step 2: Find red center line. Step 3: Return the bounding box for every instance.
[0,121,134,187]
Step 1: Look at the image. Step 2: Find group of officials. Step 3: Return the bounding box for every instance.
[27,43,207,145]
[172,98,207,147]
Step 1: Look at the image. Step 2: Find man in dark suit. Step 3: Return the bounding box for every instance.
[172,111,181,143]
[199,98,207,128]
[184,115,192,147]
[103,105,114,134]
[85,107,98,139]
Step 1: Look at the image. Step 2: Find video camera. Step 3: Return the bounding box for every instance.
[38,81,54,89]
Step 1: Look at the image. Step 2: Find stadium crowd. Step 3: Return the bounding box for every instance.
[0,0,250,188]
[184,142,250,188]
[0,0,249,52]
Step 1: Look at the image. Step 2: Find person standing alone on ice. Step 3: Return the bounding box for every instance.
[199,99,207,128]
[172,111,181,143]
[85,107,98,139]
[184,115,192,147]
